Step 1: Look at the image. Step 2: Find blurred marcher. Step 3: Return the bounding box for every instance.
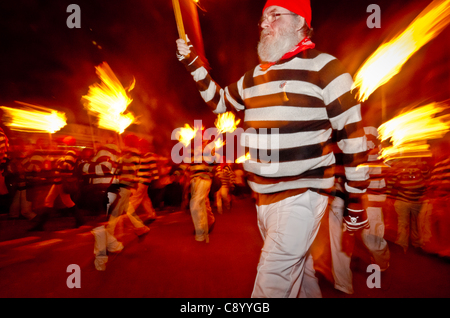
[80,134,123,271]
[387,157,430,253]
[107,134,149,239]
[80,142,120,214]
[164,163,187,210]
[0,162,9,215]
[0,127,8,164]
[189,139,215,243]
[419,139,450,257]
[0,128,11,215]
[328,126,390,295]
[6,139,36,220]
[214,163,235,214]
[148,157,172,210]
[126,138,159,223]
[25,138,53,213]
[232,163,250,199]
[173,162,191,211]
[29,148,85,231]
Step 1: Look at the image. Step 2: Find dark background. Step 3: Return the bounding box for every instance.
[1,0,449,155]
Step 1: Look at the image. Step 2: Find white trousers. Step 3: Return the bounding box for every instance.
[394,199,423,251]
[9,189,35,220]
[107,187,147,236]
[91,225,123,271]
[252,190,328,298]
[190,178,213,242]
[215,186,231,214]
[127,183,156,219]
[329,197,390,294]
[44,183,75,208]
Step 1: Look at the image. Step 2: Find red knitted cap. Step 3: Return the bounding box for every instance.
[263,0,311,27]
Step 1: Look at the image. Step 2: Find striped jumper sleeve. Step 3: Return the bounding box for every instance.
[181,44,368,208]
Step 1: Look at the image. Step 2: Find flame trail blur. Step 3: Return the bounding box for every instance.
[235,152,250,164]
[82,62,136,134]
[215,112,240,135]
[352,0,450,102]
[378,102,450,161]
[1,102,67,133]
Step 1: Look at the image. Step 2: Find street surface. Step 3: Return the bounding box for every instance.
[0,197,449,298]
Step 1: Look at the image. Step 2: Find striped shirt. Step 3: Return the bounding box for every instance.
[386,159,429,202]
[185,48,368,205]
[0,128,8,165]
[80,144,120,185]
[55,150,77,172]
[117,147,140,188]
[21,149,66,186]
[136,152,159,185]
[364,126,387,204]
[54,150,78,185]
[216,164,235,188]
[7,152,28,189]
[188,146,214,180]
[427,157,450,198]
[24,151,46,173]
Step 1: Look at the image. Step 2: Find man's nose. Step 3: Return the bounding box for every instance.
[260,19,270,29]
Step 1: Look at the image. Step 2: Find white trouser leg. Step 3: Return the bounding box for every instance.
[92,225,108,271]
[328,196,354,294]
[190,178,212,242]
[252,190,327,298]
[361,206,390,270]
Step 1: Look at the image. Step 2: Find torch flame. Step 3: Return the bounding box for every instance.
[177,123,198,147]
[214,136,225,149]
[1,102,67,133]
[82,62,136,134]
[352,0,450,102]
[378,102,450,161]
[215,112,240,135]
[235,152,251,164]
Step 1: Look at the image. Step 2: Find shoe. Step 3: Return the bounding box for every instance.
[143,217,156,226]
[370,257,389,272]
[94,256,108,271]
[192,222,215,235]
[75,220,86,228]
[28,208,51,231]
[334,285,354,295]
[107,241,124,253]
[208,221,215,234]
[28,224,45,232]
[195,233,209,243]
[380,269,392,291]
[134,226,150,237]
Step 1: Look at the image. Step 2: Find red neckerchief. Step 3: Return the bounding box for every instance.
[260,37,315,71]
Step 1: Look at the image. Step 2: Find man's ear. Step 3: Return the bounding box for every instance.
[296,16,306,32]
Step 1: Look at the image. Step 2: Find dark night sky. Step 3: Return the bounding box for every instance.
[1,0,449,154]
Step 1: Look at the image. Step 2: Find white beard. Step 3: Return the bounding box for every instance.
[257,22,300,63]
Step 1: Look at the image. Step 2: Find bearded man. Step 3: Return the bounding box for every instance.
[176,0,369,298]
